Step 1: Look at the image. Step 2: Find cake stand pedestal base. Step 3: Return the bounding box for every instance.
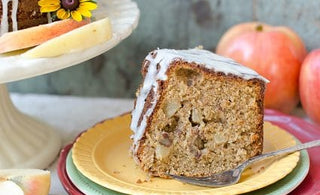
[0,84,61,169]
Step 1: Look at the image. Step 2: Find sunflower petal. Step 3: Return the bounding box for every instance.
[40,5,60,13]
[57,9,70,20]
[71,11,83,22]
[38,0,60,6]
[79,2,98,10]
[38,0,58,3]
[80,0,91,2]
[77,8,92,18]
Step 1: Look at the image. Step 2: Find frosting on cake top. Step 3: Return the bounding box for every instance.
[148,48,268,82]
[130,48,268,157]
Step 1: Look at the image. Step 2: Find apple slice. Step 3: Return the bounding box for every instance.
[0,169,50,195]
[0,181,25,195]
[23,17,113,58]
[0,19,90,54]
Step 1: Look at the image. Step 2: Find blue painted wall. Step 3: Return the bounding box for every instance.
[8,0,320,97]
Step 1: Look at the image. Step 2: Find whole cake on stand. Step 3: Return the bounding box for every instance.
[0,0,48,34]
[0,0,139,169]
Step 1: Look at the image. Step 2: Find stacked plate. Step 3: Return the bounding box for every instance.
[58,111,318,195]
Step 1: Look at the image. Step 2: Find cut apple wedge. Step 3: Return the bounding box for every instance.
[0,19,90,54]
[0,181,24,195]
[23,17,113,58]
[0,169,50,195]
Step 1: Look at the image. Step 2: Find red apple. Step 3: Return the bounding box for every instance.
[300,50,320,124]
[216,22,307,113]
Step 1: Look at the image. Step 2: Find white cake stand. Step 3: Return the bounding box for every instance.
[0,0,139,169]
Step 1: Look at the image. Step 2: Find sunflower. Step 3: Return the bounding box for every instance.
[38,0,98,22]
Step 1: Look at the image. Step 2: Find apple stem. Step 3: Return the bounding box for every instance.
[256,24,263,32]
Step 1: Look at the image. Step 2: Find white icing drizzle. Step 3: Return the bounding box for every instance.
[1,0,9,35]
[11,0,18,31]
[1,0,19,35]
[130,48,268,157]
[47,13,52,23]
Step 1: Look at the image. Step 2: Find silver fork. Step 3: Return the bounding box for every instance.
[168,139,320,187]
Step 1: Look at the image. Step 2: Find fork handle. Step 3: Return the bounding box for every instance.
[244,139,320,167]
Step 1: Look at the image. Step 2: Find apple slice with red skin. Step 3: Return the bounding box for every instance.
[0,169,50,195]
[0,19,90,54]
[23,17,112,58]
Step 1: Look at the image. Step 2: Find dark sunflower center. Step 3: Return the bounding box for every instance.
[61,0,80,11]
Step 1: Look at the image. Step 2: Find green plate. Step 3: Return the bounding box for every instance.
[66,147,309,195]
[66,150,122,195]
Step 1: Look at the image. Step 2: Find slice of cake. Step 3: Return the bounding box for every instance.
[130,48,268,178]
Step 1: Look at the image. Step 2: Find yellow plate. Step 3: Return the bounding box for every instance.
[72,114,300,195]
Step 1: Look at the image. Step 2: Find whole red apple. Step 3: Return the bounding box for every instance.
[300,50,320,124]
[216,22,307,113]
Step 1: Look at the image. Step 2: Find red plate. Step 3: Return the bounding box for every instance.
[57,143,84,195]
[57,110,320,195]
